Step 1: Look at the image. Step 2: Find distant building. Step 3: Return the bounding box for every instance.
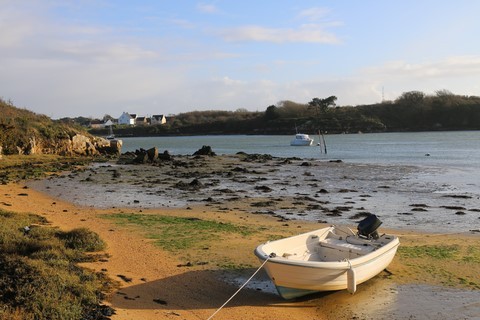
[117,112,167,126]
[135,116,149,126]
[151,114,166,125]
[104,119,114,127]
[90,119,104,129]
[118,112,136,125]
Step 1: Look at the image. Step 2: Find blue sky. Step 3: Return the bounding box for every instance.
[1,1,480,119]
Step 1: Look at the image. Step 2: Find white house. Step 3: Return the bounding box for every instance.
[151,114,166,125]
[118,112,136,125]
[104,119,114,127]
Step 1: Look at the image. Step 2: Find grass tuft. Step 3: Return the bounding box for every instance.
[57,228,106,252]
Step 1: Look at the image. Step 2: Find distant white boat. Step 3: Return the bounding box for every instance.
[254,215,400,299]
[290,133,314,146]
[105,121,116,140]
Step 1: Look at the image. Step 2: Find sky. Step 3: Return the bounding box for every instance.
[1,1,480,119]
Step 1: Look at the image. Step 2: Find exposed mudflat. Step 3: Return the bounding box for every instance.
[29,153,480,233]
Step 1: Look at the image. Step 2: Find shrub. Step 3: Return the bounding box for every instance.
[57,228,106,252]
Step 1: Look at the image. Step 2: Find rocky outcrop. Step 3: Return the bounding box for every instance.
[6,134,122,157]
[193,145,216,156]
[118,147,172,164]
[71,135,122,156]
[132,147,161,163]
[71,134,98,155]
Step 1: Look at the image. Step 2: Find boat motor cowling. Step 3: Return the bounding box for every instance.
[357,215,382,239]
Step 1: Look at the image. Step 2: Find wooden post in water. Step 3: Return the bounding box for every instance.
[317,130,323,154]
[322,132,327,154]
[318,130,327,154]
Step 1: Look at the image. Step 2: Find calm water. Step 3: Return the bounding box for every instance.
[121,131,480,169]
[120,131,480,199]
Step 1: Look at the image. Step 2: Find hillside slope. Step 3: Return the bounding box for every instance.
[0,99,118,156]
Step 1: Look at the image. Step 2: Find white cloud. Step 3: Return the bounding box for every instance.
[2,2,479,118]
[351,55,480,102]
[297,7,331,22]
[197,3,219,14]
[364,55,480,79]
[217,24,340,44]
[57,41,159,63]
[0,4,42,49]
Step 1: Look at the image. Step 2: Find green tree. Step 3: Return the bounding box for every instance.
[265,105,279,120]
[395,91,425,106]
[308,96,337,114]
[102,114,115,122]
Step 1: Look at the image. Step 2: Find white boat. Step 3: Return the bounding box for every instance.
[254,215,399,299]
[290,133,314,146]
[106,124,116,140]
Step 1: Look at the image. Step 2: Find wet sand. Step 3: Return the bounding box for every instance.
[3,154,480,319]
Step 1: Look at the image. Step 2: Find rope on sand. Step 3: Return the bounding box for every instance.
[206,256,271,320]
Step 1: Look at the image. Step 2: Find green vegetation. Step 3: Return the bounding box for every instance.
[89,90,480,137]
[398,244,460,259]
[463,246,480,263]
[398,243,480,289]
[58,227,106,252]
[0,209,115,320]
[398,243,480,264]
[0,98,89,155]
[3,90,479,140]
[103,213,254,251]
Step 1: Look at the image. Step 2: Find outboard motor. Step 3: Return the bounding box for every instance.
[357,215,382,239]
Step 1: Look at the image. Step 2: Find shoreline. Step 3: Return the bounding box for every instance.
[2,178,480,319]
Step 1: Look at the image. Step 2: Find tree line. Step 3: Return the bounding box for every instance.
[88,90,480,137]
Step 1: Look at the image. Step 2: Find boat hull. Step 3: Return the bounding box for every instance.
[254,226,399,299]
[290,133,314,146]
[290,140,313,146]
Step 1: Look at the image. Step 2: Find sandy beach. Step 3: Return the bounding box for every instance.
[2,155,480,319]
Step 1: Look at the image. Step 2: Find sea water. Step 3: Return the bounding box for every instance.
[121,131,480,188]
[120,131,480,169]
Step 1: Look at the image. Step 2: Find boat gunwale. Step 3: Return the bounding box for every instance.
[254,226,400,270]
[255,241,399,270]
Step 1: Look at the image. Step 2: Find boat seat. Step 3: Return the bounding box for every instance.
[319,238,375,255]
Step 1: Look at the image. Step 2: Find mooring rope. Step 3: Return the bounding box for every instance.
[206,256,271,320]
